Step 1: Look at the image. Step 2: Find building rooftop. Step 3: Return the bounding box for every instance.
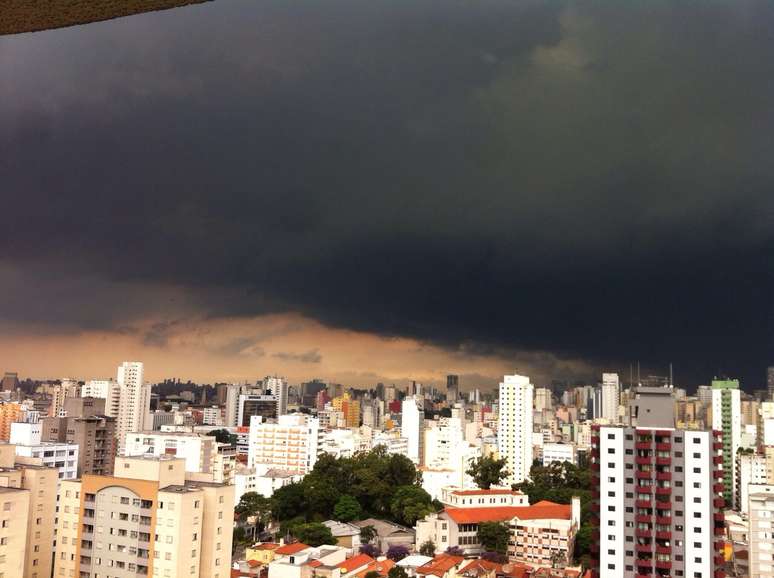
[444,501,571,524]
[416,554,465,577]
[323,520,360,537]
[337,554,375,574]
[275,542,311,556]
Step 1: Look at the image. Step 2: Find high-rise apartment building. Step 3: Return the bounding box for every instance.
[401,395,425,465]
[600,373,620,423]
[82,378,121,417]
[116,361,151,452]
[264,376,289,416]
[332,393,361,427]
[498,374,534,485]
[247,414,320,474]
[736,451,768,516]
[0,443,58,578]
[0,402,22,441]
[10,421,79,481]
[590,386,725,578]
[749,486,774,578]
[712,378,741,506]
[446,375,459,402]
[534,387,552,412]
[768,367,774,401]
[54,455,233,578]
[1,372,19,392]
[50,378,80,417]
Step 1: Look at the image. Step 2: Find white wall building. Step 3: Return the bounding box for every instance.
[534,388,552,412]
[202,406,223,426]
[736,452,768,516]
[116,361,151,452]
[247,414,320,474]
[541,442,577,466]
[497,374,534,485]
[749,486,774,578]
[600,372,620,423]
[10,421,79,481]
[233,464,304,506]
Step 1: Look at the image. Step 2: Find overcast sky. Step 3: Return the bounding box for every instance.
[2,0,774,389]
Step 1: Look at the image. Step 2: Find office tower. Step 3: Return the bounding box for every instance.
[247,414,320,474]
[768,367,774,401]
[82,378,121,417]
[0,371,19,391]
[498,374,534,485]
[237,392,279,427]
[590,385,724,578]
[402,396,425,465]
[601,372,620,423]
[447,375,459,402]
[215,383,229,405]
[54,455,233,578]
[0,443,58,578]
[535,387,552,412]
[712,378,741,506]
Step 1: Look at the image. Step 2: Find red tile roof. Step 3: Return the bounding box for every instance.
[444,501,571,524]
[417,554,466,577]
[337,554,375,574]
[253,543,281,551]
[275,542,310,555]
[355,559,395,578]
[451,489,523,496]
[307,560,324,568]
[248,560,262,568]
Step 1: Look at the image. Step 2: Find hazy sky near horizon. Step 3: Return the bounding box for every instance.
[2,0,774,388]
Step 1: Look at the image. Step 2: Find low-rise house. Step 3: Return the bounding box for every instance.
[247,542,282,564]
[354,518,416,553]
[354,558,395,578]
[397,555,434,576]
[336,553,375,577]
[324,520,362,551]
[267,544,348,578]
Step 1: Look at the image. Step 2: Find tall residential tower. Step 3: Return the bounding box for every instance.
[497,374,534,485]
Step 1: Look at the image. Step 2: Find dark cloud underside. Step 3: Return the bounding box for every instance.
[2,0,774,386]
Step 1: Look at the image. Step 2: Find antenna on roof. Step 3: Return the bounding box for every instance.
[637,361,641,386]
[669,363,673,387]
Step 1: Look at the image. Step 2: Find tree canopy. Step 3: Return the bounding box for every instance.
[292,522,337,547]
[208,428,237,445]
[477,522,509,554]
[334,495,362,522]
[419,539,436,557]
[389,486,436,526]
[466,455,509,489]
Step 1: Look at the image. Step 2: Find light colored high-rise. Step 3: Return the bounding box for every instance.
[54,455,233,578]
[116,361,151,452]
[401,395,425,465]
[749,486,774,578]
[498,374,534,485]
[264,376,289,416]
[600,372,620,423]
[82,378,121,417]
[247,414,320,474]
[712,378,741,506]
[51,378,80,417]
[736,451,768,515]
[534,387,552,412]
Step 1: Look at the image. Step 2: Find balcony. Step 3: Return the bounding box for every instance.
[636,544,652,553]
[655,561,672,570]
[591,463,600,471]
[655,502,672,511]
[713,442,723,450]
[636,456,653,465]
[714,498,725,508]
[591,436,600,445]
[714,513,724,522]
[714,526,725,536]
[655,487,672,496]
[655,531,671,540]
[636,470,652,479]
[714,555,724,565]
[655,443,671,451]
[636,442,653,450]
[715,571,726,578]
[656,472,671,481]
[714,483,724,493]
[715,541,724,551]
[636,500,653,509]
[655,546,671,555]
[636,514,653,524]
[636,529,653,539]
[713,470,724,478]
[655,457,671,466]
[714,456,724,464]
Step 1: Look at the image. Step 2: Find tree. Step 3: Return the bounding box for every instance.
[364,572,381,578]
[359,524,377,544]
[419,539,436,557]
[208,429,237,445]
[386,544,410,561]
[272,483,307,521]
[236,491,273,541]
[389,486,435,526]
[477,522,510,554]
[334,495,362,522]
[360,543,381,558]
[481,551,508,564]
[292,522,337,547]
[445,546,464,556]
[388,566,410,578]
[466,456,509,490]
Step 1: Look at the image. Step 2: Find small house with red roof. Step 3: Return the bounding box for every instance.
[415,554,466,578]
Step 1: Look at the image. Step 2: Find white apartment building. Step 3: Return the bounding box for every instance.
[749,486,774,578]
[541,442,577,466]
[712,378,742,507]
[247,414,320,474]
[592,386,724,578]
[116,361,151,452]
[402,396,425,465]
[371,430,409,456]
[736,452,769,516]
[233,464,303,506]
[10,421,79,481]
[202,406,223,426]
[600,373,620,423]
[318,428,370,459]
[82,379,121,418]
[124,431,235,483]
[498,374,534,485]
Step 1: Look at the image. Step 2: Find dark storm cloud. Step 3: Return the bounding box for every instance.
[272,349,323,364]
[2,0,774,386]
